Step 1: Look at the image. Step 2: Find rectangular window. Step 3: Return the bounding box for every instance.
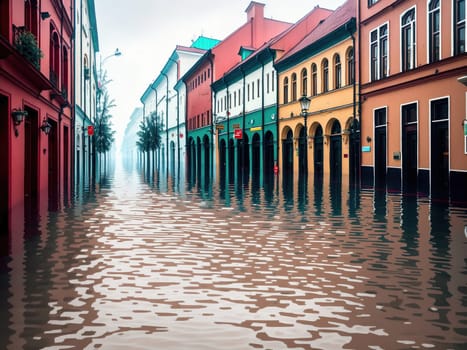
[402,103,417,124]
[375,107,387,126]
[454,0,466,54]
[368,0,379,6]
[252,81,255,100]
[238,89,241,105]
[247,84,250,101]
[233,91,236,107]
[431,98,448,121]
[272,71,275,91]
[370,23,389,81]
[266,73,270,93]
[428,1,440,63]
[257,78,260,98]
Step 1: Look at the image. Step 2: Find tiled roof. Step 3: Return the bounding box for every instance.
[276,0,356,64]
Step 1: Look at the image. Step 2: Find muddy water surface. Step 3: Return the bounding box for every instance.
[1,161,466,349]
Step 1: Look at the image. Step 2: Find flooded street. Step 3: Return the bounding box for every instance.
[1,160,466,350]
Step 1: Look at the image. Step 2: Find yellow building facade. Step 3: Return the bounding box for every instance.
[275,0,358,184]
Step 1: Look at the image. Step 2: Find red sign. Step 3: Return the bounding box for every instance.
[234,129,242,139]
[87,125,94,136]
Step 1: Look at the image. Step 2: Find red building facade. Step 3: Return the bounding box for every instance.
[0,0,73,248]
[182,1,291,182]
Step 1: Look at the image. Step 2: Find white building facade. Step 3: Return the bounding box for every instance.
[74,0,99,190]
[140,45,207,183]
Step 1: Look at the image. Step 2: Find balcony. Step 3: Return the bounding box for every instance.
[0,27,52,93]
[13,26,42,69]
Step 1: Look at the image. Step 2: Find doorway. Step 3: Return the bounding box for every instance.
[402,103,418,193]
[374,108,387,189]
[0,95,9,243]
[431,98,449,200]
[330,120,342,183]
[314,125,323,178]
[48,118,59,211]
[24,106,39,216]
[282,129,293,183]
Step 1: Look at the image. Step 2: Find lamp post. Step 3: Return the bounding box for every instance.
[299,94,311,174]
[100,48,121,68]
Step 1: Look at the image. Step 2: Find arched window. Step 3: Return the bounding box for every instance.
[62,47,68,96]
[301,68,308,96]
[331,120,342,135]
[311,63,317,96]
[291,73,297,101]
[334,54,341,89]
[346,47,354,85]
[50,27,60,87]
[283,77,289,104]
[401,8,416,71]
[83,55,89,80]
[322,59,329,93]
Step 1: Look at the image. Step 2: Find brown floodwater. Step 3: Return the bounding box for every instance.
[1,160,466,349]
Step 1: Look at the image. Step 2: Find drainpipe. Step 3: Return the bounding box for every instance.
[213,89,217,180]
[223,76,230,183]
[71,0,76,194]
[59,5,64,202]
[168,57,180,174]
[259,54,265,177]
[347,19,358,185]
[175,83,180,173]
[208,54,214,181]
[161,71,169,175]
[272,50,280,172]
[240,66,246,181]
[183,79,189,181]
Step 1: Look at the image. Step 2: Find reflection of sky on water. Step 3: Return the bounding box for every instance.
[1,160,466,350]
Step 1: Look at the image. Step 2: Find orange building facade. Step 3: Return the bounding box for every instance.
[275,0,358,186]
[359,0,467,204]
[0,0,73,245]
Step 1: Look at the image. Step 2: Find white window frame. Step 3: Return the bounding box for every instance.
[400,6,417,72]
[369,22,390,82]
[427,0,441,63]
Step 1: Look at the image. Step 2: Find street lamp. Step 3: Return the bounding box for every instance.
[299,95,311,173]
[40,118,52,135]
[101,48,122,66]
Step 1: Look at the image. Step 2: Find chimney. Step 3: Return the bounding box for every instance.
[245,1,265,22]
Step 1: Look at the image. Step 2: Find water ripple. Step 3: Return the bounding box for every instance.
[1,162,466,350]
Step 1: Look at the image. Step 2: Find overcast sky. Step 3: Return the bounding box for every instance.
[94,0,347,146]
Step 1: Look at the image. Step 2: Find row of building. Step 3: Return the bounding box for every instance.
[1,0,100,239]
[124,0,467,204]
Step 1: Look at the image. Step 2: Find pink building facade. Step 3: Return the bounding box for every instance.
[0,0,74,250]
